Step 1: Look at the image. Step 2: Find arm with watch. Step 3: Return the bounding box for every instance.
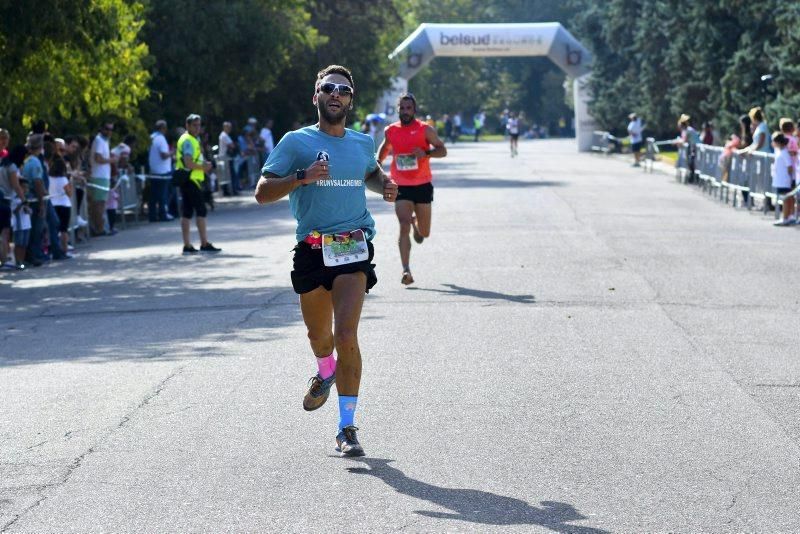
[410,124,447,159]
[254,159,330,204]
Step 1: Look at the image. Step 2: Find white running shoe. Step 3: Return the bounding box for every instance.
[76,216,89,228]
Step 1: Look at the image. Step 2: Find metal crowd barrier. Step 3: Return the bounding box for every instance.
[591,130,619,154]
[674,143,778,214]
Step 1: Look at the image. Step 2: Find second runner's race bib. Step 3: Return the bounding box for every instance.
[322,229,369,267]
[396,154,419,171]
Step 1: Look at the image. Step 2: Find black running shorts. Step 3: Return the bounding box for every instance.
[291,240,377,294]
[180,182,207,219]
[396,182,433,204]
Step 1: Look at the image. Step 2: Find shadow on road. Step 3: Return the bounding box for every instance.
[406,284,535,304]
[346,458,607,533]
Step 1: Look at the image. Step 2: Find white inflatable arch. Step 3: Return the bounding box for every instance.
[377,23,597,151]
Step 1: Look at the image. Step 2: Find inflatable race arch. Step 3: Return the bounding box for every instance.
[377,23,597,151]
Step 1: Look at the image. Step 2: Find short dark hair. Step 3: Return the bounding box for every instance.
[772,131,788,146]
[317,65,354,88]
[397,92,417,111]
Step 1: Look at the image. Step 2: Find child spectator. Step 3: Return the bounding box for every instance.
[48,151,73,257]
[718,134,741,182]
[780,119,798,222]
[771,132,795,226]
[106,177,119,235]
[11,178,32,269]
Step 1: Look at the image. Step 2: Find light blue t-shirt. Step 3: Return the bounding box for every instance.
[753,122,771,153]
[22,156,44,200]
[262,125,378,242]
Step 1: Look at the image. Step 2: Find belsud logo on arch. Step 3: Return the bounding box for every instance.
[431,26,552,56]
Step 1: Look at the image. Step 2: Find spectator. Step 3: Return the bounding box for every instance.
[148,120,173,222]
[10,177,32,270]
[259,119,275,158]
[218,121,237,196]
[22,134,48,265]
[780,118,798,222]
[236,125,256,191]
[112,134,137,175]
[41,136,68,259]
[771,132,795,226]
[443,114,453,144]
[0,134,26,268]
[473,110,485,142]
[452,112,462,142]
[702,121,714,145]
[740,107,770,155]
[718,134,741,183]
[65,135,90,235]
[425,114,435,129]
[627,113,645,167]
[48,145,74,255]
[175,114,220,255]
[88,121,117,236]
[675,114,700,183]
[739,114,753,147]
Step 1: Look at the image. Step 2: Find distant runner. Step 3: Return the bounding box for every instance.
[255,65,398,457]
[507,112,520,157]
[378,93,447,285]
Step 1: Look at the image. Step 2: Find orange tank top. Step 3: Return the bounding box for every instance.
[385,119,432,186]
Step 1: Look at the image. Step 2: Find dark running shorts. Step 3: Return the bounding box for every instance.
[291,240,377,295]
[396,182,433,204]
[510,133,519,141]
[776,186,793,195]
[180,182,207,219]
[631,141,643,153]
[54,206,70,233]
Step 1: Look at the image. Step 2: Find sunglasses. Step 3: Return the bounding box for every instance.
[318,82,353,97]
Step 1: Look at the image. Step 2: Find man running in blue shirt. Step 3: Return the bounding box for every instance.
[255,65,398,457]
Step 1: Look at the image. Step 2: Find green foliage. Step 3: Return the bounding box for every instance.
[142,0,319,132]
[0,0,150,140]
[570,0,794,139]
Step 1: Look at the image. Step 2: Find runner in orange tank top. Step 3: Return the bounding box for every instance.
[378,93,447,285]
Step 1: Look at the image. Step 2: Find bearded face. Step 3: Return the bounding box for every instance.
[314,75,353,125]
[398,98,416,125]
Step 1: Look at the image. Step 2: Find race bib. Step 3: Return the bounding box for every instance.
[322,229,369,267]
[396,154,419,171]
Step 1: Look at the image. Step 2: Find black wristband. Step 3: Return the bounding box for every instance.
[425,149,433,156]
[295,169,306,180]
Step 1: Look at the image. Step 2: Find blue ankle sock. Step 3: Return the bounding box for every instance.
[338,395,358,430]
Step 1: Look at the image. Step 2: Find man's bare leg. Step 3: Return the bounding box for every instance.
[395,200,415,284]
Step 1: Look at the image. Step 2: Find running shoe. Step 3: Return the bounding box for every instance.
[183,244,199,255]
[200,242,221,253]
[303,373,336,411]
[773,219,793,227]
[401,271,414,285]
[335,425,365,457]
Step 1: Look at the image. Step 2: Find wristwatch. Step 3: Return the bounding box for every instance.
[425,149,433,156]
[296,169,306,180]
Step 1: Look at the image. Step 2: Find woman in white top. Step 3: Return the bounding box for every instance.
[48,154,73,255]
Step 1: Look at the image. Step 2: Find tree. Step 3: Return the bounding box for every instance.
[142,0,319,132]
[0,0,150,140]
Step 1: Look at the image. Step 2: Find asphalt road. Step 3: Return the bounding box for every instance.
[2,139,800,532]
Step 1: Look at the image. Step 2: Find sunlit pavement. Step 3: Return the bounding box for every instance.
[3,139,800,532]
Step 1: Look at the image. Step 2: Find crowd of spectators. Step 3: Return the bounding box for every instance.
[624,105,800,227]
[0,115,275,272]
